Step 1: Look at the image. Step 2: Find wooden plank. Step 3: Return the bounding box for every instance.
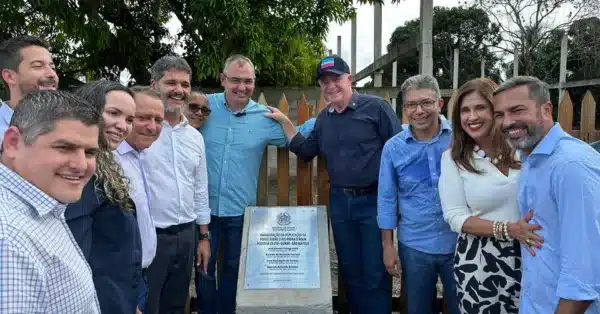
[557,91,574,133]
[256,92,269,206]
[316,91,330,210]
[580,91,596,143]
[276,94,290,206]
[296,94,313,206]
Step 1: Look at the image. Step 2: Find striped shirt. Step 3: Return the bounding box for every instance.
[0,163,101,314]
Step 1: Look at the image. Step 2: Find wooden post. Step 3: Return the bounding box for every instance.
[296,94,313,206]
[256,93,269,206]
[276,94,290,206]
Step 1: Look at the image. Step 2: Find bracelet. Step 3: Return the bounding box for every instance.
[492,221,501,240]
[503,221,513,241]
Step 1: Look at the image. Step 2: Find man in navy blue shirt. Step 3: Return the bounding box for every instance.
[266,55,402,314]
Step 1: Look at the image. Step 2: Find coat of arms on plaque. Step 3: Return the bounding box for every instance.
[277,212,291,226]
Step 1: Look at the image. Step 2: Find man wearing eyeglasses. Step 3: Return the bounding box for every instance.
[377,74,459,314]
[185,91,211,129]
[196,54,314,314]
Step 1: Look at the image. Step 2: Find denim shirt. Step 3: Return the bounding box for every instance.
[377,118,457,255]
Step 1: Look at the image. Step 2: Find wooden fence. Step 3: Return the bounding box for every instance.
[190,88,597,314]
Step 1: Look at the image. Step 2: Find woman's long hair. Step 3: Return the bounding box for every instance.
[74,80,134,211]
[449,78,520,174]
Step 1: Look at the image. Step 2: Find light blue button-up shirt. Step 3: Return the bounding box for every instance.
[200,93,314,217]
[518,123,600,313]
[377,117,457,255]
[0,100,14,145]
[114,141,157,268]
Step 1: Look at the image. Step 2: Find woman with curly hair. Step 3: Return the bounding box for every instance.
[65,80,142,314]
[438,78,543,314]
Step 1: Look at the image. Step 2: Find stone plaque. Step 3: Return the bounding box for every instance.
[243,206,320,290]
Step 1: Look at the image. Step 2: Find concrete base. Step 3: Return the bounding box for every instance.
[236,206,332,314]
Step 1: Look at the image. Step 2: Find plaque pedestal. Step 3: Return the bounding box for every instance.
[236,206,332,314]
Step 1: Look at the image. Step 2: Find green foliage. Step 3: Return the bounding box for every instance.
[383,6,502,89]
[0,0,398,88]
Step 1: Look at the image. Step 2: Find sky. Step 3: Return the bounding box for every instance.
[325,0,459,84]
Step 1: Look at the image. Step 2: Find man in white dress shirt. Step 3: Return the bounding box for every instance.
[142,56,211,314]
[114,86,164,314]
[0,36,59,142]
[0,90,101,313]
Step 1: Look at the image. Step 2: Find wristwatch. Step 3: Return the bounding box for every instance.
[199,233,210,241]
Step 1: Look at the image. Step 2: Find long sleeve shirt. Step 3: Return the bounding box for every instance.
[517,123,600,314]
[142,116,211,228]
[289,92,402,188]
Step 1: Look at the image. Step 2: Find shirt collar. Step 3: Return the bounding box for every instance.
[162,114,189,129]
[528,123,568,156]
[222,92,258,114]
[116,140,141,157]
[0,162,63,217]
[403,115,452,141]
[0,100,14,125]
[327,93,360,113]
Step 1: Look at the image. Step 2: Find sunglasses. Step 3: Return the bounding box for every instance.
[188,103,211,115]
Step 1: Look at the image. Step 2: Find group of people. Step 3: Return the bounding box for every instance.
[0,33,598,314]
[0,35,314,314]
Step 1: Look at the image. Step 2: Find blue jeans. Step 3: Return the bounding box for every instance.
[398,242,460,314]
[329,187,391,314]
[196,215,244,314]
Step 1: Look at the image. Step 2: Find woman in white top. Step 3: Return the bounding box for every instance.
[439,78,542,314]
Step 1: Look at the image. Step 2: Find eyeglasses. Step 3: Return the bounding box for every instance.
[188,103,211,115]
[223,74,255,85]
[404,99,438,111]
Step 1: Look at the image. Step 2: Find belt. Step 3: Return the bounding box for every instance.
[341,186,378,196]
[156,221,194,235]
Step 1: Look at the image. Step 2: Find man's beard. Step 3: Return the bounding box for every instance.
[19,77,58,95]
[503,116,545,152]
[165,106,182,116]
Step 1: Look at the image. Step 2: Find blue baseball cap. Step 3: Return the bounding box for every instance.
[316,55,350,79]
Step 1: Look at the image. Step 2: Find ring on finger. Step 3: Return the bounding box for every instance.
[525,239,531,245]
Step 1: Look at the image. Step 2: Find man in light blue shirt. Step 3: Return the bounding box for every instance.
[197,54,314,314]
[378,74,459,314]
[494,76,600,314]
[0,36,59,141]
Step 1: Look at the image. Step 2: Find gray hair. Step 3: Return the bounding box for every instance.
[494,76,550,105]
[10,90,100,145]
[130,85,161,99]
[222,54,255,75]
[149,56,192,82]
[399,74,441,103]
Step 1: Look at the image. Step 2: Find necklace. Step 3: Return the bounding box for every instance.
[474,145,502,165]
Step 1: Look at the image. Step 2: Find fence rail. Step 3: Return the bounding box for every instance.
[190,87,597,314]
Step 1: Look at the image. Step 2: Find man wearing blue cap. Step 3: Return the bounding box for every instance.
[266,55,402,314]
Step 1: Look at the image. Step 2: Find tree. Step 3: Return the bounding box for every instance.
[382,6,502,89]
[0,0,400,89]
[472,0,598,76]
